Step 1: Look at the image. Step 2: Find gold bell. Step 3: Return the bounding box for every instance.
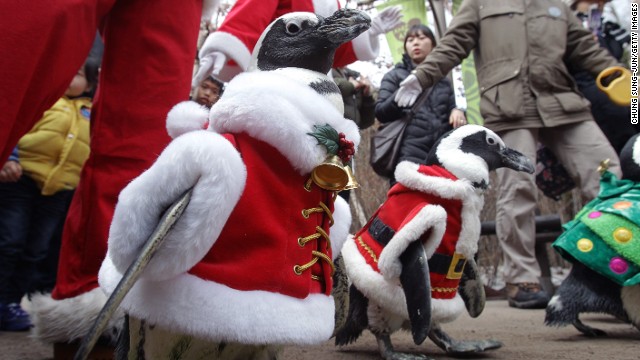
[343,165,359,190]
[311,155,349,191]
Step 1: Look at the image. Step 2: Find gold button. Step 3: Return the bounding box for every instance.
[577,238,593,252]
[613,228,632,243]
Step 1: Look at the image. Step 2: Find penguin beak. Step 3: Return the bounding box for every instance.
[318,9,371,45]
[499,147,535,174]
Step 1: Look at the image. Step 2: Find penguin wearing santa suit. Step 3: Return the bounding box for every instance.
[98,9,369,359]
[194,0,403,83]
[337,125,535,359]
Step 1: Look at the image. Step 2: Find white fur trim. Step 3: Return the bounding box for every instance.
[351,32,380,61]
[166,101,210,138]
[622,285,640,329]
[394,161,484,258]
[330,196,352,258]
[342,237,464,323]
[200,31,252,74]
[27,288,123,343]
[99,257,334,345]
[209,71,360,175]
[312,0,338,17]
[201,0,219,21]
[108,131,246,281]
[395,161,475,200]
[378,205,447,279]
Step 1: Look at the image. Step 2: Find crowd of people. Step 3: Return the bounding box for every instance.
[0,0,635,355]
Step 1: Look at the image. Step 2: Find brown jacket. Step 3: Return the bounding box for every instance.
[413,0,619,132]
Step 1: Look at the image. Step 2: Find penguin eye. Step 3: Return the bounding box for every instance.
[486,135,498,146]
[285,21,302,35]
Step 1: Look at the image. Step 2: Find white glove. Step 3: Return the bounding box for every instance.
[394,74,422,107]
[369,5,404,37]
[192,50,226,89]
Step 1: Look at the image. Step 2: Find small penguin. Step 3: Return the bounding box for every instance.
[337,125,535,359]
[545,133,640,336]
[98,9,369,359]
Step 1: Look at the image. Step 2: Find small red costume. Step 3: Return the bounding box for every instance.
[342,162,484,324]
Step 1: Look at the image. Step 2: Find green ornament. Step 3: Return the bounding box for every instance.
[308,124,340,155]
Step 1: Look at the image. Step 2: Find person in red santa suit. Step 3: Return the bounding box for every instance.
[192,0,404,84]
[0,0,219,351]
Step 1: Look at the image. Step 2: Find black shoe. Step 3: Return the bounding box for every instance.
[505,283,550,309]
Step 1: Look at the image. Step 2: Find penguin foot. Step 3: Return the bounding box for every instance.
[375,333,434,360]
[573,319,607,337]
[428,326,502,354]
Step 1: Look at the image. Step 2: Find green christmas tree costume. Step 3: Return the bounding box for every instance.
[553,171,640,287]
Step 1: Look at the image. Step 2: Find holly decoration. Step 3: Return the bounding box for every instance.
[337,132,355,163]
[308,124,355,163]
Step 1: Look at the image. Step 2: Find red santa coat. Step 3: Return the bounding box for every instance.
[342,162,484,324]
[99,69,359,345]
[204,0,380,81]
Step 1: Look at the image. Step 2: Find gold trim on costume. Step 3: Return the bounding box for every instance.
[432,287,458,293]
[356,236,378,263]
[446,253,467,280]
[301,202,334,225]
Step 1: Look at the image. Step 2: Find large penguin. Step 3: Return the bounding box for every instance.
[337,125,535,359]
[545,133,640,336]
[98,9,369,360]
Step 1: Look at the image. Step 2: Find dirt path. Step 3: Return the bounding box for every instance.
[2,300,639,360]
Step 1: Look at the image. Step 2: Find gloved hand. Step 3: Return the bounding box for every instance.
[394,74,422,107]
[369,5,404,37]
[192,50,227,89]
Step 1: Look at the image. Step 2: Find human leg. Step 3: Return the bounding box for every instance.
[0,0,110,162]
[53,0,203,300]
[18,190,75,296]
[495,128,550,308]
[0,176,39,330]
[542,121,621,203]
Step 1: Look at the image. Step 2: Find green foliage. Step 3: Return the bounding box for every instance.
[308,124,339,155]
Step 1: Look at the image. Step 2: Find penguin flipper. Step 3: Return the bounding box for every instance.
[334,285,369,346]
[459,257,486,318]
[399,240,431,345]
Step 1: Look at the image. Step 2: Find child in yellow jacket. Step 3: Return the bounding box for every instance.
[0,57,99,331]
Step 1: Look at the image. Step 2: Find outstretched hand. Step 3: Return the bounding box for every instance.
[192,50,226,89]
[369,5,404,37]
[394,74,422,107]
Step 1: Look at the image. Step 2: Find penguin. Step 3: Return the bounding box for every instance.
[337,125,535,359]
[545,133,640,337]
[248,9,371,115]
[98,9,369,359]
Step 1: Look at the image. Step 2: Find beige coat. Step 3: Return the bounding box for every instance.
[413,0,619,132]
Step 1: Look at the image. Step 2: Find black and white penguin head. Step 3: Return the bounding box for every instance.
[249,9,370,74]
[426,125,535,189]
[620,133,640,182]
[247,9,370,113]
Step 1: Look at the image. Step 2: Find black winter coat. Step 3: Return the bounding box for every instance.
[375,54,457,167]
